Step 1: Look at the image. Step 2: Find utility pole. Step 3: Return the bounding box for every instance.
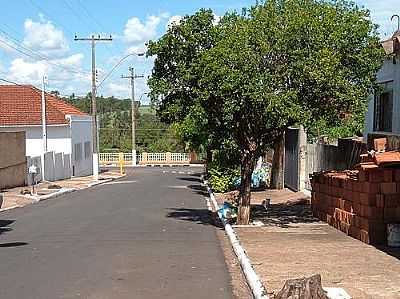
[41,75,48,181]
[121,67,144,166]
[74,34,112,177]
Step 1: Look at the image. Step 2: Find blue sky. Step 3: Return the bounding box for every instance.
[0,0,398,102]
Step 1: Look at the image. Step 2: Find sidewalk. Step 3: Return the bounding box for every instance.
[217,189,400,298]
[1,170,124,211]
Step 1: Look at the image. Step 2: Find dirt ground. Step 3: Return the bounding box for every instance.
[229,188,400,299]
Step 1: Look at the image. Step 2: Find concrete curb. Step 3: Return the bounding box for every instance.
[203,180,269,299]
[34,188,77,202]
[87,178,113,188]
[205,181,351,299]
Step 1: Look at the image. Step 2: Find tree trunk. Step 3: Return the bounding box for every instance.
[205,146,213,177]
[270,132,285,190]
[275,274,329,299]
[237,152,256,225]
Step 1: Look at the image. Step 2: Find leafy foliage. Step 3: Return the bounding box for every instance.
[208,166,240,193]
[64,94,185,152]
[147,0,385,224]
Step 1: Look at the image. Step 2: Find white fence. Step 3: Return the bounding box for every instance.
[99,152,191,165]
[27,151,72,185]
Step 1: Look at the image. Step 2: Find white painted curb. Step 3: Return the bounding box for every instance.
[34,188,77,202]
[87,178,113,188]
[204,180,269,299]
[205,181,351,299]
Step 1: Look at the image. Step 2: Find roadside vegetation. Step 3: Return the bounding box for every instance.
[147,0,385,224]
[63,93,185,153]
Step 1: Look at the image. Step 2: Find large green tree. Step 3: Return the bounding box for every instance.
[147,9,226,164]
[148,0,384,224]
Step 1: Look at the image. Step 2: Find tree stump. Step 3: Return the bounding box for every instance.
[275,274,329,299]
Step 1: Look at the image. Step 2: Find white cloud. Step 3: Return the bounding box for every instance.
[23,18,69,57]
[166,15,182,30]
[6,53,90,94]
[123,15,163,45]
[213,14,221,25]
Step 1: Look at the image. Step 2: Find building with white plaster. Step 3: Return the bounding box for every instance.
[0,85,93,177]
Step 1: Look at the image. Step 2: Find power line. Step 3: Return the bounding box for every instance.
[75,0,125,55]
[61,0,120,59]
[0,37,89,76]
[0,28,90,75]
[27,0,75,37]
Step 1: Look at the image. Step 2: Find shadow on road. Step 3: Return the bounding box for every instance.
[186,184,209,197]
[0,220,15,235]
[166,208,222,228]
[0,242,28,248]
[177,177,201,183]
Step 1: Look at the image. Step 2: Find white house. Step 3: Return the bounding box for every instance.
[365,30,400,136]
[0,85,93,177]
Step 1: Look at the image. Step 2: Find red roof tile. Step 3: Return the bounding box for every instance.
[0,85,87,126]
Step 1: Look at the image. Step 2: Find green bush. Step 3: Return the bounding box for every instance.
[208,166,240,193]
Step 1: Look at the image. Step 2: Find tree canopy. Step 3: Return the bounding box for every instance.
[147,0,384,224]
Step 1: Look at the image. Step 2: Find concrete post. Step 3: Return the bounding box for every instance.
[166,152,172,164]
[298,126,308,191]
[142,152,148,165]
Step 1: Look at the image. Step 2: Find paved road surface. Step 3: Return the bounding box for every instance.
[0,167,232,299]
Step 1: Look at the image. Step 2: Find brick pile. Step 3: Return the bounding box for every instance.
[311,167,400,245]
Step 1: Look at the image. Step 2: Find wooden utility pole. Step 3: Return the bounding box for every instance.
[121,67,144,166]
[74,34,112,177]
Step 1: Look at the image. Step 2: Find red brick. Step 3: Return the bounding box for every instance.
[349,226,361,239]
[384,194,400,208]
[374,138,387,152]
[359,193,377,206]
[353,203,361,215]
[384,207,399,222]
[384,169,394,182]
[351,192,360,204]
[376,194,385,208]
[344,179,352,190]
[381,182,397,195]
[358,170,369,182]
[367,207,384,220]
[360,226,386,245]
[312,183,320,193]
[369,169,384,183]
[352,181,362,192]
[362,182,380,194]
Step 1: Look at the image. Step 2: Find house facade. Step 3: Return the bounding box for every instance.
[0,85,93,177]
[364,31,400,137]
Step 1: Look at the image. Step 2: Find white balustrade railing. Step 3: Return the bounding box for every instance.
[99,152,191,165]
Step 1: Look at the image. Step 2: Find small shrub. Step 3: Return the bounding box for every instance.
[208,166,240,193]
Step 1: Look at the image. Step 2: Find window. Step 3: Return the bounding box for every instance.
[84,141,91,159]
[374,82,393,132]
[74,143,82,162]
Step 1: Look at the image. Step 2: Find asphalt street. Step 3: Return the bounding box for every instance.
[0,167,232,299]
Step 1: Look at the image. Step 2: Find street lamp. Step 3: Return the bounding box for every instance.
[96,52,145,90]
[95,52,147,166]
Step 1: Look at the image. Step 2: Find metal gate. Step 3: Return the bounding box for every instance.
[285,128,300,191]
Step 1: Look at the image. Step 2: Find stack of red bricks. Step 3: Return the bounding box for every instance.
[311,167,400,245]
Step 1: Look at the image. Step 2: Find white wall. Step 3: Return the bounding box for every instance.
[68,115,93,177]
[364,56,400,136]
[0,125,70,157]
